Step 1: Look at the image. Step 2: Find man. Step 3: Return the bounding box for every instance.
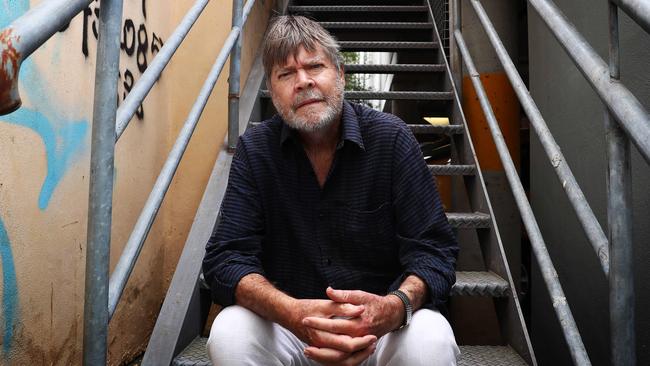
[203,15,460,366]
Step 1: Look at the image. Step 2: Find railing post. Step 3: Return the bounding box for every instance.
[228,0,243,152]
[606,3,636,365]
[449,0,462,94]
[83,0,123,364]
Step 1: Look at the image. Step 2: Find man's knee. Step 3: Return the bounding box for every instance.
[378,309,459,366]
[206,305,273,363]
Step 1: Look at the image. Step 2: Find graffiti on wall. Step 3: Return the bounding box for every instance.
[82,0,164,119]
[2,0,86,354]
[0,0,164,355]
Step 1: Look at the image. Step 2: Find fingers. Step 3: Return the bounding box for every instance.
[312,331,376,354]
[303,316,367,337]
[305,342,377,366]
[327,287,371,305]
[332,302,365,318]
[341,342,378,366]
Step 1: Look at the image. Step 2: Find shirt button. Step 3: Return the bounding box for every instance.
[326,258,332,266]
[318,212,324,219]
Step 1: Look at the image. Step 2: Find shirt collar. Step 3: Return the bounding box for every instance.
[280,101,365,151]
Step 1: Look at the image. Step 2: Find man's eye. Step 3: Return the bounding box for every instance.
[278,72,290,79]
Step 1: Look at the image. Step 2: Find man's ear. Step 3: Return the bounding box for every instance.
[265,78,271,92]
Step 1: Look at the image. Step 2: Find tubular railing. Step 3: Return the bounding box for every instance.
[451,0,650,364]
[1,0,255,363]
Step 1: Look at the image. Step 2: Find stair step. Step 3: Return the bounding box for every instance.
[459,346,528,366]
[339,41,438,51]
[429,164,476,176]
[260,90,454,101]
[173,336,210,366]
[345,64,445,73]
[247,122,465,136]
[409,124,464,135]
[321,21,433,29]
[446,212,491,229]
[174,339,528,366]
[452,271,510,297]
[289,5,429,13]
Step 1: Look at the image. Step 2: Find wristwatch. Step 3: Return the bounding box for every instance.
[388,289,413,329]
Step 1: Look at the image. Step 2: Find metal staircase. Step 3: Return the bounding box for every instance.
[3,0,648,364]
[165,0,534,364]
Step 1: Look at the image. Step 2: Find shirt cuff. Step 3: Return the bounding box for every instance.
[389,261,455,309]
[208,263,264,307]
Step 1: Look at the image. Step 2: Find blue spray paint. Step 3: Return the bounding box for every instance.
[0,220,17,354]
[2,0,90,209]
[0,0,90,354]
[2,109,88,209]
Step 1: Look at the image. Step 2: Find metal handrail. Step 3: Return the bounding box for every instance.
[606,3,635,365]
[528,0,650,164]
[0,0,93,114]
[454,29,591,366]
[84,1,123,363]
[455,0,648,364]
[108,0,256,318]
[115,0,211,140]
[467,0,609,276]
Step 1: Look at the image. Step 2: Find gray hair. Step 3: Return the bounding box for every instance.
[262,15,343,81]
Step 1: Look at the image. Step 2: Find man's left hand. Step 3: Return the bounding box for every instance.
[302,287,404,339]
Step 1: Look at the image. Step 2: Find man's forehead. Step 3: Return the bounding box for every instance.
[274,46,328,70]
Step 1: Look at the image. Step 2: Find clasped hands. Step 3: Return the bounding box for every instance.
[287,287,404,366]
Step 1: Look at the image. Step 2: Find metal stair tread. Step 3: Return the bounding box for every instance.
[446,212,491,228]
[172,339,527,366]
[344,64,445,73]
[320,21,433,29]
[339,41,438,50]
[409,124,464,135]
[452,271,510,297]
[289,5,429,13]
[458,346,528,366]
[248,122,466,135]
[429,164,476,176]
[172,336,210,366]
[260,90,454,101]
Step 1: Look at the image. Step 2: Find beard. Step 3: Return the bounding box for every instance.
[271,77,345,133]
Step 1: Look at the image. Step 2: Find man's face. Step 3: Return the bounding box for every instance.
[269,45,345,132]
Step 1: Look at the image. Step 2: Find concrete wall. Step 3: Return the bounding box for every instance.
[528,1,650,364]
[0,0,274,364]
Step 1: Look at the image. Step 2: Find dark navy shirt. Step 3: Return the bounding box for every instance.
[203,101,458,310]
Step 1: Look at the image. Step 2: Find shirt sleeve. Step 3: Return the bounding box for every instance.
[202,138,265,307]
[388,125,459,309]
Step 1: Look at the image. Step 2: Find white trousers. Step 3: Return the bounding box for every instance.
[207,305,460,366]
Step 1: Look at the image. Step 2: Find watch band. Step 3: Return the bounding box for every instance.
[388,289,413,329]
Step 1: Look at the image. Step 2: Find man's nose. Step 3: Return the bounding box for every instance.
[295,69,314,90]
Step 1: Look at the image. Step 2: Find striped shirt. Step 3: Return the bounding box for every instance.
[203,101,458,310]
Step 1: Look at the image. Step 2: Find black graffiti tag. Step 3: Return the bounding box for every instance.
[80,1,164,120]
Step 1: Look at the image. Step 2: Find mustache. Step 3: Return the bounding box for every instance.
[292,90,325,110]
